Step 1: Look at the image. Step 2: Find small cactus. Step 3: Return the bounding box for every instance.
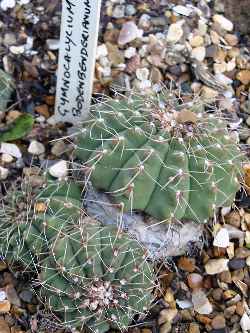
[0,180,82,269]
[39,218,155,333]
[75,90,243,223]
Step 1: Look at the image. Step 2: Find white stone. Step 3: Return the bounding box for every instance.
[9,45,25,54]
[214,73,233,85]
[136,67,150,81]
[166,22,184,43]
[124,47,136,59]
[112,5,125,18]
[18,0,30,4]
[205,258,229,275]
[0,143,21,158]
[1,153,13,163]
[240,313,250,331]
[191,46,206,62]
[28,140,45,155]
[46,39,60,50]
[213,228,230,248]
[49,160,68,179]
[118,21,142,45]
[213,14,233,31]
[138,14,151,29]
[96,44,108,59]
[0,290,6,302]
[192,290,213,315]
[0,0,15,10]
[0,166,9,180]
[173,5,193,16]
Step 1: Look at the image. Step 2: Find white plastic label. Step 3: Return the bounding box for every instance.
[55,0,102,123]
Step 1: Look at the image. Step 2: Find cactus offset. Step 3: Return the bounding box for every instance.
[39,218,155,333]
[75,91,243,223]
[0,180,82,269]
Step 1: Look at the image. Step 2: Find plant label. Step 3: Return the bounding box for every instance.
[55,0,101,123]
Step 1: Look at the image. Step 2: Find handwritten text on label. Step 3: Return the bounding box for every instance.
[55,0,102,123]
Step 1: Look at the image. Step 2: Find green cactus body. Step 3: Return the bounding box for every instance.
[0,69,14,112]
[39,220,155,333]
[0,181,82,268]
[76,93,243,223]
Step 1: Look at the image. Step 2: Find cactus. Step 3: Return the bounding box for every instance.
[0,69,14,112]
[75,90,243,223]
[0,179,82,269]
[39,218,155,333]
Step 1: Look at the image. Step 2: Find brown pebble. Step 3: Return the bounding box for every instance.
[236,70,250,85]
[0,319,10,333]
[212,288,223,301]
[0,300,11,313]
[44,95,55,106]
[224,305,236,318]
[225,211,241,228]
[219,271,232,283]
[189,323,200,333]
[35,104,50,118]
[235,247,250,258]
[211,315,226,329]
[178,257,196,272]
[236,301,245,316]
[224,33,238,46]
[196,314,212,325]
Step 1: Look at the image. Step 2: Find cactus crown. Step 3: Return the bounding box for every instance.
[39,218,155,333]
[75,89,243,223]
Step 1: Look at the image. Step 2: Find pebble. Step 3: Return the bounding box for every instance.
[136,67,149,81]
[213,14,233,31]
[225,211,241,228]
[49,160,68,179]
[236,70,250,85]
[205,259,229,275]
[28,140,45,155]
[112,5,125,18]
[235,247,250,258]
[158,309,177,325]
[125,4,136,16]
[240,313,250,331]
[166,22,184,43]
[211,315,226,329]
[19,289,33,303]
[173,5,193,17]
[124,46,136,59]
[187,273,203,289]
[0,300,11,313]
[96,44,108,59]
[213,228,230,248]
[0,143,21,158]
[118,21,142,45]
[46,38,60,50]
[9,45,25,55]
[0,166,9,180]
[192,290,213,315]
[178,257,196,272]
[228,258,246,270]
[191,46,206,62]
[51,141,67,157]
[189,35,204,47]
[0,319,10,333]
[6,285,21,307]
[0,0,15,11]
[189,323,200,333]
